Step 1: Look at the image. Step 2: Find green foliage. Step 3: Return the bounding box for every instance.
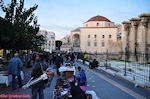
[127,68,134,72]
[137,68,143,71]
[32,47,44,53]
[111,58,131,62]
[56,40,62,50]
[0,0,45,50]
[0,17,14,49]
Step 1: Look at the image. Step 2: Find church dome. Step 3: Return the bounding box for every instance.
[87,15,111,22]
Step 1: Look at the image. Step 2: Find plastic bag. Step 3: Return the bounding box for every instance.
[20,71,24,80]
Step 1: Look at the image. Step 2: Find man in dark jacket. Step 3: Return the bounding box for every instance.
[92,59,98,69]
[60,54,64,65]
[71,53,75,63]
[56,54,62,76]
[31,55,48,99]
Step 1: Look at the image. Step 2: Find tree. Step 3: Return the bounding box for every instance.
[56,40,62,50]
[0,17,13,49]
[0,0,45,51]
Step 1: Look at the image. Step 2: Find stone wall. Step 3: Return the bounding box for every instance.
[86,53,123,63]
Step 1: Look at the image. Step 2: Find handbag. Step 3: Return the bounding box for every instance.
[20,71,24,80]
[17,61,24,80]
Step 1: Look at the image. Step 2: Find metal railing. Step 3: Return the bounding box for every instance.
[77,52,150,84]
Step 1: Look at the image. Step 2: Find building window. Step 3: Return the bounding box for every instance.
[97,23,99,26]
[102,35,105,38]
[102,42,105,47]
[94,35,97,38]
[109,35,112,38]
[94,42,97,46]
[88,42,90,46]
[51,37,55,39]
[88,35,90,38]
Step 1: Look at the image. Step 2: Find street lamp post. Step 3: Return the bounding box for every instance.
[106,49,108,70]
[124,47,127,76]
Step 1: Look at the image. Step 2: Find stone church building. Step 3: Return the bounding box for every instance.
[70,16,122,54]
[62,12,150,62]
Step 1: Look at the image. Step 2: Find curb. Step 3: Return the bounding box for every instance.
[100,68,150,91]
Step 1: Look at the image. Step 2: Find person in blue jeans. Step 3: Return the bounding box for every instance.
[77,66,87,86]
[8,53,23,90]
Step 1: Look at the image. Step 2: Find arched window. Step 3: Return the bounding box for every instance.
[102,35,105,38]
[94,35,97,38]
[109,35,112,38]
[97,23,99,26]
[86,24,88,27]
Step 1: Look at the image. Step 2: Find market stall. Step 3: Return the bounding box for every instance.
[0,61,11,86]
[53,62,92,99]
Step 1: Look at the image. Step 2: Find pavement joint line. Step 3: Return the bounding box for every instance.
[76,62,147,99]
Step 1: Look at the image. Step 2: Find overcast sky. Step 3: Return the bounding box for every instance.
[0,0,150,40]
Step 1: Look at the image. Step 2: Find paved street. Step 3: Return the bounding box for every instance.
[76,61,150,99]
[0,64,57,99]
[0,61,150,99]
[0,0,149,99]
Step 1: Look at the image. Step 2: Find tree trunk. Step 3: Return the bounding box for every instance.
[3,49,7,60]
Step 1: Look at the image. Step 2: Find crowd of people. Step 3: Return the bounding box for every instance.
[7,51,90,99]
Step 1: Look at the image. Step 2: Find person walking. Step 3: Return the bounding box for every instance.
[52,54,56,64]
[56,54,62,76]
[71,53,75,63]
[60,54,64,65]
[83,54,87,64]
[32,53,36,65]
[8,53,23,90]
[31,55,48,99]
[49,54,52,65]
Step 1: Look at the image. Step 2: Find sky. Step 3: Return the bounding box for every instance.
[0,0,150,40]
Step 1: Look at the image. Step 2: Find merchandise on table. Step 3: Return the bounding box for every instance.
[53,62,92,99]
[53,78,72,99]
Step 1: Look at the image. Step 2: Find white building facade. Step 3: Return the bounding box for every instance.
[38,30,55,53]
[60,35,72,52]
[70,16,122,53]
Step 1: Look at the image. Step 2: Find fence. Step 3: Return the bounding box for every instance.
[77,52,150,84]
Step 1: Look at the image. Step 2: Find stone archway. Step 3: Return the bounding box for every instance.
[73,33,80,47]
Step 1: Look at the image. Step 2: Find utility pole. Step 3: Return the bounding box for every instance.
[106,49,108,69]
[124,47,127,76]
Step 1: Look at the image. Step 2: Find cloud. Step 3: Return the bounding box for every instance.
[40,24,79,40]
